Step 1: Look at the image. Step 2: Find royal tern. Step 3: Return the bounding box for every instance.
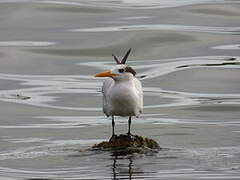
[95,49,143,139]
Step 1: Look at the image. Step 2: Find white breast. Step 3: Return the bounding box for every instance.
[102,77,143,117]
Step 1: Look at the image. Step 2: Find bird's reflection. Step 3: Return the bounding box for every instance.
[111,155,143,180]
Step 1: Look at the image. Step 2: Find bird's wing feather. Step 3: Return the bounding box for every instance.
[102,78,115,116]
[133,77,143,113]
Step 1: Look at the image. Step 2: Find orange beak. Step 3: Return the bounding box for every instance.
[95,71,116,77]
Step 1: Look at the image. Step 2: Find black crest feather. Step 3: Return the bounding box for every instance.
[125,66,136,76]
[112,54,120,64]
[112,48,132,64]
[112,48,136,76]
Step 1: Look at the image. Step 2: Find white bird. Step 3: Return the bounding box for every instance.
[95,49,143,140]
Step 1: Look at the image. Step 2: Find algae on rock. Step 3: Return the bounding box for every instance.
[92,134,160,155]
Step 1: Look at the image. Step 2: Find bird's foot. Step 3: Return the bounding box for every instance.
[126,132,133,137]
[109,134,117,143]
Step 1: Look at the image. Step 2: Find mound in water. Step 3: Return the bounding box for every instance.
[92,134,160,155]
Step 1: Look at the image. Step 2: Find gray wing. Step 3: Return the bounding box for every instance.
[133,77,143,113]
[102,78,114,116]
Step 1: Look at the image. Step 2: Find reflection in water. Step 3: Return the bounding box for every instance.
[176,59,240,68]
[0,41,56,47]
[212,44,240,50]
[71,24,240,34]
[34,0,232,9]
[25,32,196,57]
[112,155,135,180]
[37,5,115,13]
[0,145,239,179]
[26,178,86,180]
[0,56,239,112]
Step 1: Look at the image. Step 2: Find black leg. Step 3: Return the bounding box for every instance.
[109,116,116,142]
[112,115,115,137]
[127,116,132,136]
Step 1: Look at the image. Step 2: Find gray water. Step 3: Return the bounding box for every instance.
[0,0,240,179]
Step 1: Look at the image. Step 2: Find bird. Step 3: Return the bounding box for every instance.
[95,48,143,140]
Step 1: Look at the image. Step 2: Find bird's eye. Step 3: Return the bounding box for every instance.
[118,69,124,73]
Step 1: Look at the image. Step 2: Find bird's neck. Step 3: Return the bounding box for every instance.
[113,74,135,83]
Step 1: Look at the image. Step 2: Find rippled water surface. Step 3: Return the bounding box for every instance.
[0,0,240,179]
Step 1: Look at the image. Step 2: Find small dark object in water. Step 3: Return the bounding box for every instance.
[227,57,236,61]
[92,134,160,155]
[16,94,31,100]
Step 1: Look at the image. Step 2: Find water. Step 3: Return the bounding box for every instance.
[0,0,240,179]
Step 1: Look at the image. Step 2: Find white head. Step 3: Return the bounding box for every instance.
[95,64,136,81]
[95,48,136,81]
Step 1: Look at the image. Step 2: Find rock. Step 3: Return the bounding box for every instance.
[92,134,160,155]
